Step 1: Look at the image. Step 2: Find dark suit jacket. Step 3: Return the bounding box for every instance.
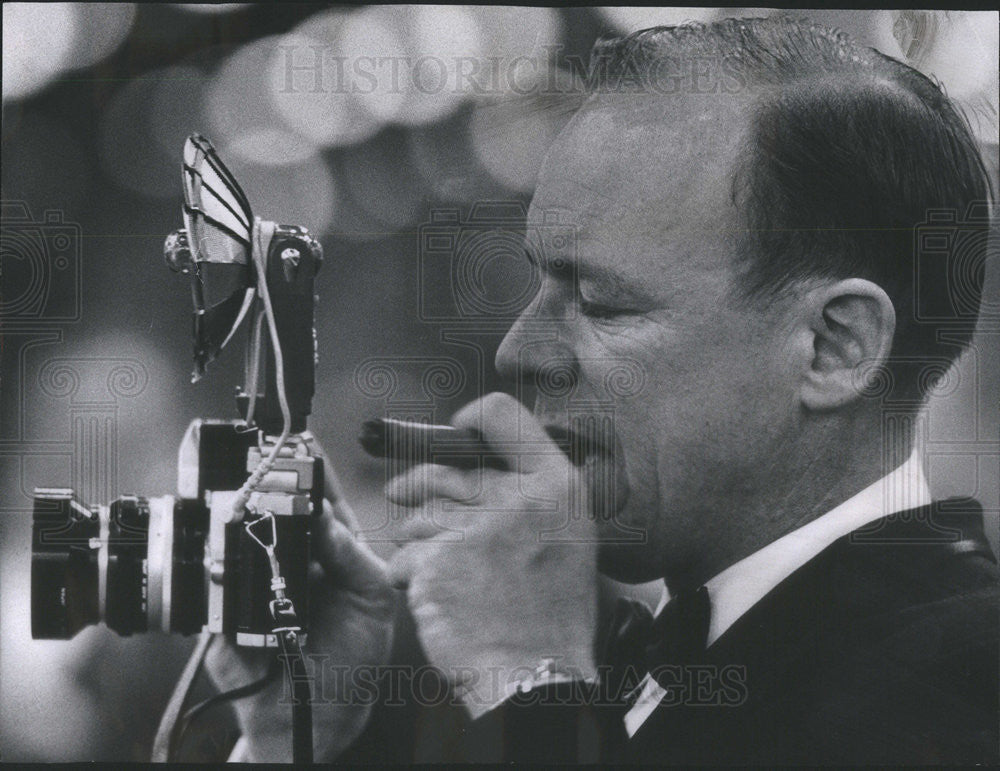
[340,500,998,764]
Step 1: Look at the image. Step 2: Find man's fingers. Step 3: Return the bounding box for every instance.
[390,509,448,545]
[385,540,439,590]
[385,463,479,507]
[328,495,361,534]
[451,392,560,471]
[313,500,389,599]
[309,435,362,533]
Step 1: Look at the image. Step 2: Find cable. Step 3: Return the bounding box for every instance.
[173,657,280,755]
[182,660,277,723]
[151,629,213,762]
[242,305,264,430]
[278,628,313,763]
[232,218,291,517]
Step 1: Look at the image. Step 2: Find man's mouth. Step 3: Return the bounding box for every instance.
[543,422,611,466]
[545,418,631,518]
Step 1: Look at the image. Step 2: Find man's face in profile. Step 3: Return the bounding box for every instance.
[497,91,806,584]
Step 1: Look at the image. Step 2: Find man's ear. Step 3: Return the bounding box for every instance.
[798,278,896,411]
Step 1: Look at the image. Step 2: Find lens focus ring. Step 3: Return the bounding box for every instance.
[146,496,175,633]
[106,496,150,636]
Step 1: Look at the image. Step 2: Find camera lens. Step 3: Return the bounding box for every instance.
[106,496,149,635]
[158,497,208,635]
[31,490,209,639]
[31,489,101,639]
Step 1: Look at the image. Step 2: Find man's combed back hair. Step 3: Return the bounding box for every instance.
[587,16,994,401]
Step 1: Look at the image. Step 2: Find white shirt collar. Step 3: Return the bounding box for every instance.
[701,449,931,646]
[628,451,931,737]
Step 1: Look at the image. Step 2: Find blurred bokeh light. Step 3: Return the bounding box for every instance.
[396,5,485,125]
[66,3,138,72]
[269,11,382,147]
[205,35,304,159]
[470,66,584,192]
[2,3,77,101]
[467,6,564,88]
[597,6,718,31]
[171,3,250,15]
[405,106,510,204]
[332,6,412,126]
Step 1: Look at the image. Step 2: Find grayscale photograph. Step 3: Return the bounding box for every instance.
[1,3,998,764]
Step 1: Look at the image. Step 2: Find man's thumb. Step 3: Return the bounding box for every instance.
[312,500,390,601]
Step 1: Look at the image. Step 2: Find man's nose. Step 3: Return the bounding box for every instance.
[496,277,547,382]
[495,299,577,389]
[495,312,529,383]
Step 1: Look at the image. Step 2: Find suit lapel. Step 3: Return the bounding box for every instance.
[623,499,996,762]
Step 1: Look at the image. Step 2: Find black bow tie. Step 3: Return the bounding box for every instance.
[600,586,712,704]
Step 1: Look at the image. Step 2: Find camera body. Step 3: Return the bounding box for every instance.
[30,134,327,650]
[417,200,578,322]
[32,420,324,646]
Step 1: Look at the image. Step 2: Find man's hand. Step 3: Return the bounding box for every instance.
[203,453,395,762]
[385,393,599,718]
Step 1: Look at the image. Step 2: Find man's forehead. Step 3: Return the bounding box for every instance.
[532,92,751,217]
[528,92,752,277]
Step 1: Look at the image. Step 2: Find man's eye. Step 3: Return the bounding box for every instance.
[580,299,624,320]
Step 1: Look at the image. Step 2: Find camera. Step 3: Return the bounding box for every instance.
[417,200,578,322]
[30,135,325,648]
[0,201,82,323]
[32,420,324,646]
